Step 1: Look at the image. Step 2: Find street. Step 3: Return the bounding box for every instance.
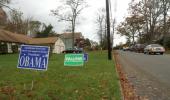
[117,50,170,100]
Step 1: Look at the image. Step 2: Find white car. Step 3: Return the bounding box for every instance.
[144,44,165,55]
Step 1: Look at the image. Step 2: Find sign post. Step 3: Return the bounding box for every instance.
[17,45,50,71]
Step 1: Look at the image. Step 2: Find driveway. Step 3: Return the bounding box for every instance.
[117,50,170,100]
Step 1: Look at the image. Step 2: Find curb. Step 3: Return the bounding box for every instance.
[113,51,140,100]
[113,51,124,100]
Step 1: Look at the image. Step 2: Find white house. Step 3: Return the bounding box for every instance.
[0,29,65,54]
[53,38,65,53]
[59,32,84,49]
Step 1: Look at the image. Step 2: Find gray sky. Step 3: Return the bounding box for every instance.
[8,0,131,46]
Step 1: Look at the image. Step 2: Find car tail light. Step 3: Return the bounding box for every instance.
[162,48,165,51]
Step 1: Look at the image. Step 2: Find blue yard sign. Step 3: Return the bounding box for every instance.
[17,45,50,71]
[84,53,88,62]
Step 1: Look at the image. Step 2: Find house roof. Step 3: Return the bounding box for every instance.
[0,29,31,43]
[29,37,58,44]
[0,29,59,44]
[60,32,83,39]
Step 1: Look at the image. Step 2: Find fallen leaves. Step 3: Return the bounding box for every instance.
[114,52,140,100]
[0,86,16,95]
[0,86,16,100]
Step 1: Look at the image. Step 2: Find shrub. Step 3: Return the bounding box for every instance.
[0,42,8,54]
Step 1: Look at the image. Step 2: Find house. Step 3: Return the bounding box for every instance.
[59,32,84,49]
[29,37,65,54]
[0,29,31,53]
[0,29,65,54]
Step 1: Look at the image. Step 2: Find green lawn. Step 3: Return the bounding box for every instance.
[0,51,121,100]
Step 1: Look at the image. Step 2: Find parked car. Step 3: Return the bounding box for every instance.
[134,44,146,53]
[144,44,165,55]
[122,46,129,51]
[62,48,83,53]
[129,45,136,52]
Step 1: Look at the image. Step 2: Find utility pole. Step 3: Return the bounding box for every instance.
[106,0,112,60]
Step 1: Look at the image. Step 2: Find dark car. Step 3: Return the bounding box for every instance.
[62,48,83,53]
[134,44,146,53]
[129,45,136,52]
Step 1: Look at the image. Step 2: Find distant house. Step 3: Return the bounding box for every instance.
[59,32,84,49]
[0,29,65,54]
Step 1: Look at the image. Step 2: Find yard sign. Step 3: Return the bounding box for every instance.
[17,45,50,70]
[64,54,84,66]
[84,53,88,62]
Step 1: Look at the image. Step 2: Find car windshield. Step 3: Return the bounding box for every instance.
[137,44,145,47]
[150,44,162,47]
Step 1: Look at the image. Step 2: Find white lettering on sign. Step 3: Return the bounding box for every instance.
[65,57,82,61]
[35,57,41,68]
[19,55,46,68]
[42,58,46,68]
[19,56,25,66]
[25,56,29,66]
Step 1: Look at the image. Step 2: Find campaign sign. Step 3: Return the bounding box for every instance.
[17,45,50,70]
[64,54,84,66]
[84,53,88,62]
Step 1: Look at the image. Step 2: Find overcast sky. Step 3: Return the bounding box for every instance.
[8,0,131,46]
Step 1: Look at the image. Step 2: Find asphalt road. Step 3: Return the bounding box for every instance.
[117,50,170,100]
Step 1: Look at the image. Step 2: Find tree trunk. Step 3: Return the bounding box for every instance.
[138,29,142,43]
[72,21,75,49]
[132,33,135,45]
[163,0,167,47]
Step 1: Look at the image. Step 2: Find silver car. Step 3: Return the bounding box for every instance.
[144,44,165,55]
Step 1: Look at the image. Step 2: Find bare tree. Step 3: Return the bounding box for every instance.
[0,0,11,9]
[160,0,170,46]
[143,0,163,42]
[5,9,34,35]
[28,21,42,37]
[95,8,106,48]
[126,0,163,43]
[117,15,144,45]
[117,0,170,46]
[0,8,7,27]
[51,0,88,48]
[0,0,10,27]
[161,0,170,35]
